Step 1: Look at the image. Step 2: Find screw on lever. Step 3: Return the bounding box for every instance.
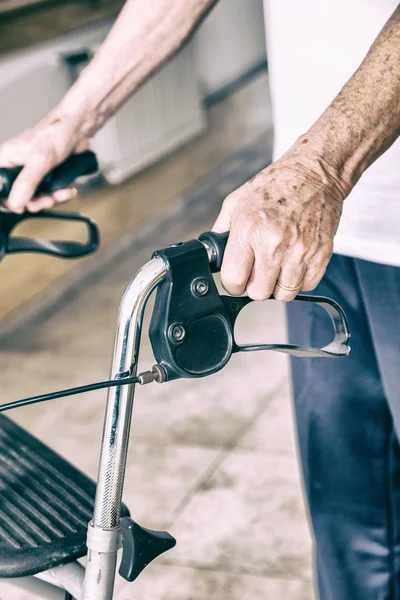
[119,517,176,582]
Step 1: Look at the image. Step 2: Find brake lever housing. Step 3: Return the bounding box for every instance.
[150,240,234,381]
[149,237,351,382]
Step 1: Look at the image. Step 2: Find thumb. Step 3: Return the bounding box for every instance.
[6,154,57,213]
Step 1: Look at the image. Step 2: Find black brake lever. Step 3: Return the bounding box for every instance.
[221,294,350,358]
[0,208,99,260]
[149,232,351,382]
[0,151,100,260]
[199,230,351,358]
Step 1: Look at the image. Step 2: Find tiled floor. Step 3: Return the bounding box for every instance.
[0,76,315,600]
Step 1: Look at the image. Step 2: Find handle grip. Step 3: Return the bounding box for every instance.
[0,150,98,199]
[198,231,228,272]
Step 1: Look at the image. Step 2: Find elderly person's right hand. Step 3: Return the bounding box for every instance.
[0,112,90,214]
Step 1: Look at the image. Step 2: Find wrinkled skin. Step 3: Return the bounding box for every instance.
[213,145,346,302]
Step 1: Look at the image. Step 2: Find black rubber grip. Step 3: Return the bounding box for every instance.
[0,150,98,199]
[198,231,229,273]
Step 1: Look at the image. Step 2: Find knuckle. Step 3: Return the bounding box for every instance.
[222,191,238,211]
[302,266,325,291]
[265,226,290,256]
[309,257,329,276]
[292,240,309,261]
[265,228,283,249]
[265,245,285,265]
[302,280,319,292]
[303,265,320,281]
[234,211,287,259]
[316,242,334,263]
[320,249,334,265]
[307,251,330,271]
[246,285,271,302]
[223,283,246,296]
[221,270,246,295]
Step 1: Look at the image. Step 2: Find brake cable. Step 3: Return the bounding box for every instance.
[0,374,143,414]
[0,364,166,413]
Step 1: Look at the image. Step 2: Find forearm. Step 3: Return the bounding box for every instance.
[295,6,400,197]
[54,0,217,137]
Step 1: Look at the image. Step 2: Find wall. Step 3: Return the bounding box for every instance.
[196,0,266,95]
[0,0,267,174]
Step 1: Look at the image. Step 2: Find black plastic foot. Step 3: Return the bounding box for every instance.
[119,517,176,582]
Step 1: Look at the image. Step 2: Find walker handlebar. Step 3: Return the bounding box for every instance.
[0,150,98,199]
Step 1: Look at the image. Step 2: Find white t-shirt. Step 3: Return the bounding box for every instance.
[263,0,400,267]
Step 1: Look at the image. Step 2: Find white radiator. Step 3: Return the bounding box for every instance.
[0,21,205,184]
[90,44,205,184]
[0,0,266,185]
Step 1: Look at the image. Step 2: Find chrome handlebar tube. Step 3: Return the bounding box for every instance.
[82,257,167,600]
[81,237,350,600]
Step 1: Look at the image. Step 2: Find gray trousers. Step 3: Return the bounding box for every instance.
[287,253,400,600]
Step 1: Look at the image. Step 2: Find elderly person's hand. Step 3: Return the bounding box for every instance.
[213,140,347,302]
[0,113,89,214]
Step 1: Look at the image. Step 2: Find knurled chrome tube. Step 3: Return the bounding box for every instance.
[92,257,167,529]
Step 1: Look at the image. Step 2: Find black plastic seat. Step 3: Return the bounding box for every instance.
[0,414,129,578]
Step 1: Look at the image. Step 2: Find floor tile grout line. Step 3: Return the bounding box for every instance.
[129,437,295,455]
[222,378,290,453]
[157,557,311,583]
[166,377,289,526]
